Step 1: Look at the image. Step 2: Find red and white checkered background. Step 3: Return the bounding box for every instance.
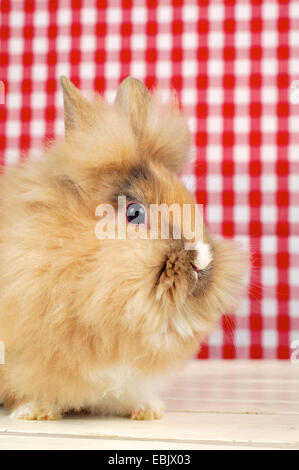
[0,0,298,359]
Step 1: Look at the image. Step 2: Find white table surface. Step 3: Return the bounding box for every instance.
[0,360,298,450]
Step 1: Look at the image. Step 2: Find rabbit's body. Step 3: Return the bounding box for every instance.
[0,78,249,420]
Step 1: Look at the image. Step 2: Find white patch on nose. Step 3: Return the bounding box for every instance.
[194,241,212,270]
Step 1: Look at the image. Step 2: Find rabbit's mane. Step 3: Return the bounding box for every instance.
[0,78,249,417]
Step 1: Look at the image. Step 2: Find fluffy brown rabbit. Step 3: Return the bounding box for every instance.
[0,77,249,420]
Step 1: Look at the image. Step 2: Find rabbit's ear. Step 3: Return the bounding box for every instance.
[114,77,151,137]
[60,76,97,138]
[115,78,190,174]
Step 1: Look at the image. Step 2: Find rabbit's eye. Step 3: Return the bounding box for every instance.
[126,202,146,224]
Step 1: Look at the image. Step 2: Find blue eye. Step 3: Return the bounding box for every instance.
[126,202,146,224]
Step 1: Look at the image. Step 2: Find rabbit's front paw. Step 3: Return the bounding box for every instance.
[130,401,164,420]
[10,403,61,420]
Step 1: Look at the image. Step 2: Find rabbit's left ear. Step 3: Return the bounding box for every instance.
[114,77,151,138]
[60,76,98,139]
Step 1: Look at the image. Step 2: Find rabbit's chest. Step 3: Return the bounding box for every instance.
[85,364,166,410]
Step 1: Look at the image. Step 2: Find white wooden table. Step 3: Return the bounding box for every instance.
[0,360,298,450]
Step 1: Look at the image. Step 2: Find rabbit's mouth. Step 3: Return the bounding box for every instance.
[155,242,213,301]
[190,262,213,296]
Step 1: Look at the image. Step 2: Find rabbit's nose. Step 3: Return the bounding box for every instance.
[190,262,201,273]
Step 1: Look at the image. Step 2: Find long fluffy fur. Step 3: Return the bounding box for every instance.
[0,77,249,420]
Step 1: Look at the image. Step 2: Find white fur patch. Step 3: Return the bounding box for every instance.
[85,364,168,416]
[194,241,212,269]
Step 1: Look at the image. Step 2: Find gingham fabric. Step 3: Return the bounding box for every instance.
[0,0,298,359]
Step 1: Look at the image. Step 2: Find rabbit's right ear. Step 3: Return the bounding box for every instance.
[114,77,151,138]
[60,76,98,139]
[115,77,191,174]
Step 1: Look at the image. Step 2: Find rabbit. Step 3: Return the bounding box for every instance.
[0,77,249,420]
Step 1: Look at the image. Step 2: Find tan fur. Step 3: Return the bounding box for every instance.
[0,77,249,419]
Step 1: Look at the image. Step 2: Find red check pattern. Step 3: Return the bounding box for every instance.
[0,0,298,359]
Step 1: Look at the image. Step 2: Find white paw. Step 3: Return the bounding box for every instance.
[130,400,164,421]
[11,403,60,420]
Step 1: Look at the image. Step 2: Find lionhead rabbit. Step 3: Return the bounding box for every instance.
[0,77,249,420]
